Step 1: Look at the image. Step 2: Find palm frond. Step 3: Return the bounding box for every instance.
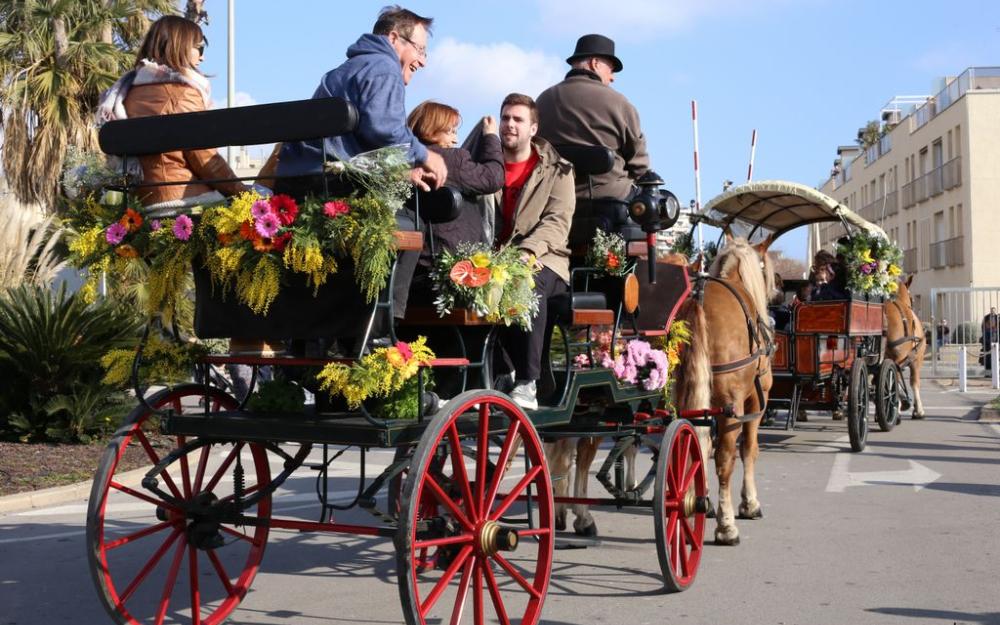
[0,208,68,289]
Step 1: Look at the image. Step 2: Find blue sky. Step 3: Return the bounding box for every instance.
[197,0,999,260]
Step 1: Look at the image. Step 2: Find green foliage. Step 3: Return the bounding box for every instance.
[101,335,208,389]
[378,373,434,420]
[246,379,306,414]
[954,322,980,344]
[8,386,131,443]
[0,284,141,441]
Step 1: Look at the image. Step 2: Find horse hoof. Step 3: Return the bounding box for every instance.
[738,505,764,520]
[715,531,740,546]
[706,506,716,519]
[900,399,912,411]
[574,521,598,537]
[912,412,925,420]
[555,514,567,532]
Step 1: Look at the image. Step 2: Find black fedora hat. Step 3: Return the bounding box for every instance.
[566,34,623,72]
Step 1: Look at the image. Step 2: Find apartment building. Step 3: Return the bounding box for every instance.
[813,67,1000,319]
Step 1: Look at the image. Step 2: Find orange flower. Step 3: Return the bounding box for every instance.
[239,221,255,241]
[119,208,143,233]
[606,252,620,269]
[252,235,275,252]
[115,244,139,258]
[217,232,234,245]
[449,260,474,285]
[466,266,491,287]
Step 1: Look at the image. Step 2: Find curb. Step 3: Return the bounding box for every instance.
[0,466,149,516]
[978,406,1000,422]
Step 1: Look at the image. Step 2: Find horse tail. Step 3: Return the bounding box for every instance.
[675,297,712,411]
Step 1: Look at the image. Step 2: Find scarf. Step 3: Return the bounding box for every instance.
[96,59,212,126]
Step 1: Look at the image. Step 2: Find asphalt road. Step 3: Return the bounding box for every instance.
[1,379,998,625]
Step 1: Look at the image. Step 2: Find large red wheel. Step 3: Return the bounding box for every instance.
[395,390,554,625]
[654,419,707,592]
[86,384,271,625]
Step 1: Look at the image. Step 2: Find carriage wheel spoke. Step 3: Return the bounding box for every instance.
[419,544,473,618]
[473,558,485,625]
[516,527,551,538]
[188,545,202,625]
[425,474,475,531]
[666,509,679,546]
[106,521,175,550]
[154,535,188,625]
[135,430,183,501]
[119,528,183,606]
[204,443,243,493]
[218,482,262,504]
[110,481,181,514]
[192,444,212,494]
[448,425,477,522]
[679,515,699,553]
[414,533,474,551]
[483,421,522,515]
[177,435,193,498]
[207,550,235,595]
[489,465,542,521]
[220,526,255,544]
[476,402,490,517]
[483,556,512,625]
[492,553,541,599]
[680,457,702,494]
[448,554,475,625]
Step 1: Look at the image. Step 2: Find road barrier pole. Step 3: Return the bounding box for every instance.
[993,343,999,389]
[958,346,967,392]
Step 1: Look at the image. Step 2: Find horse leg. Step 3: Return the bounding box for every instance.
[624,438,638,490]
[572,436,600,536]
[714,414,741,545]
[694,424,716,518]
[738,410,764,520]
[910,360,925,418]
[544,439,573,531]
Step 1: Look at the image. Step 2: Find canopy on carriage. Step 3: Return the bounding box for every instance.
[698,180,887,241]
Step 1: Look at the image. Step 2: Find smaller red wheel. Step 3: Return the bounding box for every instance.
[654,419,707,592]
[395,390,554,625]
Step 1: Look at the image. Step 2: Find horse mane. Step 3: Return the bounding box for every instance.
[709,238,772,322]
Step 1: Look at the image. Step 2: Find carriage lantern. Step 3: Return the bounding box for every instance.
[628,170,681,282]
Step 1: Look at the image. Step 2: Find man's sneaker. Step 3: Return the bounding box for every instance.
[510,380,538,411]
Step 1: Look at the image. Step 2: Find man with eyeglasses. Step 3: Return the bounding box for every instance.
[276,5,447,193]
[535,34,650,201]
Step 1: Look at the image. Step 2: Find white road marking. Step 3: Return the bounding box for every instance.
[826,454,942,493]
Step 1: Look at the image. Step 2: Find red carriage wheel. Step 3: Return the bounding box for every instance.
[87,384,271,625]
[654,419,707,592]
[395,390,554,625]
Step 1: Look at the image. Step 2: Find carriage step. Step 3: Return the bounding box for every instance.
[571,309,615,326]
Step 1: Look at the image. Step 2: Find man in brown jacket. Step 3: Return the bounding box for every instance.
[536,34,650,201]
[488,93,576,410]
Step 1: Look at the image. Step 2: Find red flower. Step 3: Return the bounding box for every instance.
[269,194,299,226]
[217,232,234,245]
[450,260,474,285]
[119,208,143,233]
[395,341,413,362]
[272,232,292,253]
[606,252,620,269]
[239,221,255,241]
[323,200,351,218]
[466,266,491,287]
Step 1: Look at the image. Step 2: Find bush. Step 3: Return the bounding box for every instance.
[0,285,141,442]
[953,322,980,345]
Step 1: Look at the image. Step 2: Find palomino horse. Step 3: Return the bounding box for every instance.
[884,276,926,418]
[673,236,775,545]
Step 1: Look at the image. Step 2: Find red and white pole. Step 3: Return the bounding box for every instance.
[691,100,703,250]
[747,129,758,182]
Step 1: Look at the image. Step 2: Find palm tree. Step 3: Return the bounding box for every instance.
[0,0,175,210]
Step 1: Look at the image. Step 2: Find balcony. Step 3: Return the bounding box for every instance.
[903,247,918,273]
[858,192,899,221]
[942,156,962,190]
[929,236,964,269]
[911,67,1000,132]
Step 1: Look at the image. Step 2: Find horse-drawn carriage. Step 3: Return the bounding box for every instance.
[83,97,719,625]
[699,181,920,453]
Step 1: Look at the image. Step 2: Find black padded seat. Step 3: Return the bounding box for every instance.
[407,186,462,224]
[554,144,615,177]
[548,292,608,321]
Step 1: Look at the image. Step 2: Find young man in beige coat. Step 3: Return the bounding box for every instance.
[536,34,650,201]
[490,93,576,409]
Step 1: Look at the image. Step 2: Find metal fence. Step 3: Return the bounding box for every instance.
[929,286,1000,381]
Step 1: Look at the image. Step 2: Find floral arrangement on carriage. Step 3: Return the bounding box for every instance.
[65,146,413,319]
[430,243,540,330]
[836,230,903,298]
[586,229,633,277]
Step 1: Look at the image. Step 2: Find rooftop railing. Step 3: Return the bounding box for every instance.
[912,67,1000,132]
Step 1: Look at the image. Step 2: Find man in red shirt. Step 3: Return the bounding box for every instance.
[491,93,576,409]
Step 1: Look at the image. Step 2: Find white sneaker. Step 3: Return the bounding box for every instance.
[510,380,538,411]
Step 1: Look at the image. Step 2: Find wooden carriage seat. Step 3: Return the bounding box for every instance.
[549,291,614,327]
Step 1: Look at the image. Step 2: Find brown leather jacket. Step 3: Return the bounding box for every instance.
[124,82,246,206]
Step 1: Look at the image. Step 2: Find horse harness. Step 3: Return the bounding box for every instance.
[886,299,924,368]
[692,273,774,422]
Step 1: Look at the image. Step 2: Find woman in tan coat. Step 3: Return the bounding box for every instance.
[98,16,246,214]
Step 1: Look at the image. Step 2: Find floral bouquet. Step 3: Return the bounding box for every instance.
[836,231,903,297]
[316,336,435,412]
[576,321,690,400]
[431,243,540,329]
[586,229,632,277]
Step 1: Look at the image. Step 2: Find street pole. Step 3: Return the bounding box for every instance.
[226,0,235,167]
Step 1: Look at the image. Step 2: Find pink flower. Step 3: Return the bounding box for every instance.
[251,200,273,221]
[150,219,162,231]
[323,200,351,218]
[105,223,127,245]
[573,353,591,368]
[395,340,413,362]
[172,214,193,241]
[255,212,280,238]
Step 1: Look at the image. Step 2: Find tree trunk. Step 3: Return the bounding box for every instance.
[52,16,68,69]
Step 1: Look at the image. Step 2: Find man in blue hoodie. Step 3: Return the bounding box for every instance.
[276,6,446,190]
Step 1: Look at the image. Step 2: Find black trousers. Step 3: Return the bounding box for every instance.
[501,266,567,382]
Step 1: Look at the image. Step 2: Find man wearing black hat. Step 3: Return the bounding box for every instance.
[536,34,650,201]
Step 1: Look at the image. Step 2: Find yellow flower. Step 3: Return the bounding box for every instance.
[386,347,405,369]
[491,265,509,285]
[69,226,106,258]
[860,249,875,264]
[471,252,491,268]
[887,280,899,294]
[887,264,901,276]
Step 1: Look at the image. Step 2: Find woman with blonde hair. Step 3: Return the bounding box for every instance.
[97,15,247,215]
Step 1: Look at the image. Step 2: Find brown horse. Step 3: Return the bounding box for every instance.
[884,276,926,418]
[673,236,774,545]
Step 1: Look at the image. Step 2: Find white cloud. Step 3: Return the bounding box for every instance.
[409,38,565,117]
[210,90,257,110]
[536,0,796,40]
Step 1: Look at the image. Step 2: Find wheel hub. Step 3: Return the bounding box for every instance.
[478,520,518,556]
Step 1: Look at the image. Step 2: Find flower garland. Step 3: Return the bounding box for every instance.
[431,243,540,329]
[316,337,435,411]
[586,229,632,277]
[835,231,903,297]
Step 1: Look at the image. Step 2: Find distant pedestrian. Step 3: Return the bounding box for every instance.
[936,318,950,349]
[981,307,999,374]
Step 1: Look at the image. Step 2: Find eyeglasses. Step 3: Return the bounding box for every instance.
[399,34,427,59]
[196,43,206,57]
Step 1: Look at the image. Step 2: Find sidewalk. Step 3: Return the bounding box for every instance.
[0,465,149,516]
